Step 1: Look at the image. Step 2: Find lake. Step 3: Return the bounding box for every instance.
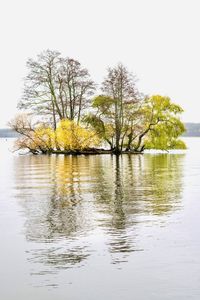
[0,138,200,299]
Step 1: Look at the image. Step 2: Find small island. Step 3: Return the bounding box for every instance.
[10,50,186,155]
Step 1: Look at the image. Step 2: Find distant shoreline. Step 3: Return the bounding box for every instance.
[0,129,20,138]
[1,122,200,138]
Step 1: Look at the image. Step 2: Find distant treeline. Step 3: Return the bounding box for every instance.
[183,123,200,137]
[1,123,200,138]
[0,129,20,138]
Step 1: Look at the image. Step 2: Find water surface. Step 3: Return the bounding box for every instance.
[0,138,200,299]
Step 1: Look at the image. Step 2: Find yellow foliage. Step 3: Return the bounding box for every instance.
[13,118,100,153]
[56,119,100,150]
[34,125,55,150]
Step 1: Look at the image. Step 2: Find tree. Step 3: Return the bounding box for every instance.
[101,63,139,153]
[56,119,100,151]
[83,95,116,150]
[12,53,186,154]
[132,95,186,151]
[8,114,54,154]
[9,114,100,154]
[18,50,95,129]
[84,64,140,152]
[84,94,186,152]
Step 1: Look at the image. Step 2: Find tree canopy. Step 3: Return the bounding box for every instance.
[18,50,95,129]
[10,50,186,154]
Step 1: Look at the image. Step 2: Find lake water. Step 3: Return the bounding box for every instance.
[0,138,200,299]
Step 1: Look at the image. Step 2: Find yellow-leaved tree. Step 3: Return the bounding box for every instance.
[56,119,100,151]
[33,126,55,151]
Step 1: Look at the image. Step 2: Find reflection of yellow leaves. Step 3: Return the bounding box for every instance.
[53,156,91,205]
[60,198,81,208]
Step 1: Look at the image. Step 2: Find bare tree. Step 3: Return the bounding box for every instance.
[58,58,95,122]
[102,63,139,153]
[18,50,95,128]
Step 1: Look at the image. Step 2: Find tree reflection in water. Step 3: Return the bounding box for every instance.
[14,152,185,275]
[92,154,185,264]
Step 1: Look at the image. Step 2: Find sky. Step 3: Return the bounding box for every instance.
[0,0,199,127]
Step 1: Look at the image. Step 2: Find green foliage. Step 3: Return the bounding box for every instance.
[92,95,115,109]
[87,94,186,152]
[139,95,186,150]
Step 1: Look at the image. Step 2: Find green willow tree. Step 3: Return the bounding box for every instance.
[84,94,186,152]
[137,95,186,151]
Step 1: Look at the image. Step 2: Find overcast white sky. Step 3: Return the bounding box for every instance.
[0,0,199,127]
